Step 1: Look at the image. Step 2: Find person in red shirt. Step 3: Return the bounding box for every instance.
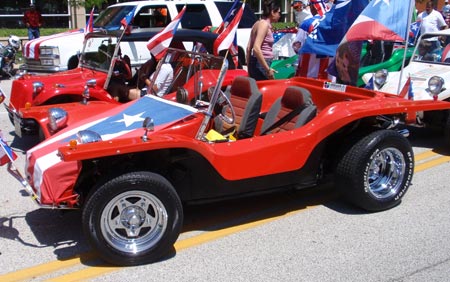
[23,3,43,40]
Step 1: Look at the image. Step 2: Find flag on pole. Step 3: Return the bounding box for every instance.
[310,0,331,17]
[213,3,245,56]
[84,7,95,37]
[0,88,5,104]
[147,5,186,60]
[0,136,17,166]
[399,76,413,100]
[215,0,240,34]
[300,0,369,57]
[120,6,137,29]
[329,0,414,86]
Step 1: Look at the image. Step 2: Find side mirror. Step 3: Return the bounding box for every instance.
[142,117,154,142]
[81,79,97,104]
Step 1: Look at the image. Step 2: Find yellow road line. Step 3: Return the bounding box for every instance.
[2,149,449,281]
[415,155,450,172]
[414,150,439,162]
[0,253,97,282]
[44,202,324,282]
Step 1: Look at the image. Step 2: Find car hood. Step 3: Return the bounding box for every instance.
[10,68,106,110]
[23,29,84,60]
[377,61,450,101]
[26,95,198,205]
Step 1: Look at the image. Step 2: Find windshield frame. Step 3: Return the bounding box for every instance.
[412,33,450,65]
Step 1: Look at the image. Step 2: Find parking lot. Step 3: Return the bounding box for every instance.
[1,77,450,281]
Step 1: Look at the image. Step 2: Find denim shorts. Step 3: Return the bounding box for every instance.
[248,56,272,81]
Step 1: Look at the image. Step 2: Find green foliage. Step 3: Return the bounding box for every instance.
[272,22,297,31]
[0,28,70,38]
[68,0,108,9]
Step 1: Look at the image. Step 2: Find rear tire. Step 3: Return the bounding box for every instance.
[335,130,414,211]
[82,171,183,266]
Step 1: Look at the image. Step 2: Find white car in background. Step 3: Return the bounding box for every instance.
[363,29,450,144]
[21,0,256,73]
[363,29,450,102]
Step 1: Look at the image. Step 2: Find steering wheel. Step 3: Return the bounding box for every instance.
[212,88,235,125]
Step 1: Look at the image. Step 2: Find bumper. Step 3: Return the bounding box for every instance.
[6,162,76,209]
[4,104,39,136]
[19,63,67,73]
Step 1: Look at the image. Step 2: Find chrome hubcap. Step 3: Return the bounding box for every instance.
[101,190,168,254]
[367,148,405,199]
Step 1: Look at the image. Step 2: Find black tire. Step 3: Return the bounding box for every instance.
[67,55,79,70]
[335,130,414,212]
[82,171,183,266]
[444,111,450,147]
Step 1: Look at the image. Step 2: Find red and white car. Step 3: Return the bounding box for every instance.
[7,29,246,139]
[3,47,450,265]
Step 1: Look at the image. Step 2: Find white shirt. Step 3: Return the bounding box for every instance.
[149,63,173,97]
[418,9,447,34]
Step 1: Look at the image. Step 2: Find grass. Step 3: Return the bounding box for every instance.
[0,24,297,37]
[0,28,71,38]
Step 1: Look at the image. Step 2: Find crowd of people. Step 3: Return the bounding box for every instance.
[22,0,450,100]
[245,0,450,84]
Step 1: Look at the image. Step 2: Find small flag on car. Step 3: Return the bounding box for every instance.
[0,134,17,166]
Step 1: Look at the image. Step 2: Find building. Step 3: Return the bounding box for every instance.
[1,1,444,30]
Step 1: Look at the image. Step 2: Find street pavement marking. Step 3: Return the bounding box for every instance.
[0,252,97,282]
[414,150,450,172]
[1,150,449,281]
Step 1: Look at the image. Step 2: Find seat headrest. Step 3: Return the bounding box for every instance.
[281,86,307,110]
[230,76,257,99]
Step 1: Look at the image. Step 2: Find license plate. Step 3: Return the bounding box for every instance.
[323,81,347,92]
[14,115,22,138]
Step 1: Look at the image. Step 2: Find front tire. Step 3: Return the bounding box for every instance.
[82,171,183,266]
[335,130,414,211]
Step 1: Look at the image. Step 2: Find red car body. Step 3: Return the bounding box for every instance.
[6,29,246,136]
[5,51,450,266]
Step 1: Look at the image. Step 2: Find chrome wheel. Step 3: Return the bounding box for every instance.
[367,148,406,199]
[100,190,168,254]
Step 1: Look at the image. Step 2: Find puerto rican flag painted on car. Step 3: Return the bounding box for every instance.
[24,29,84,60]
[26,95,197,204]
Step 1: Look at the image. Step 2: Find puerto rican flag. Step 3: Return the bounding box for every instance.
[0,134,17,166]
[0,87,5,104]
[147,5,186,60]
[344,0,412,42]
[311,0,331,17]
[213,2,245,57]
[26,95,196,204]
[120,6,137,29]
[329,0,414,86]
[84,7,95,37]
[399,76,413,100]
[295,53,332,80]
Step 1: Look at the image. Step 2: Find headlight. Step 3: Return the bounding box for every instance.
[428,76,444,95]
[32,81,44,98]
[40,47,59,56]
[48,108,68,132]
[76,130,102,144]
[374,69,388,88]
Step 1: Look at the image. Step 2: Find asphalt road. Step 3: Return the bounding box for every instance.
[1,77,450,282]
